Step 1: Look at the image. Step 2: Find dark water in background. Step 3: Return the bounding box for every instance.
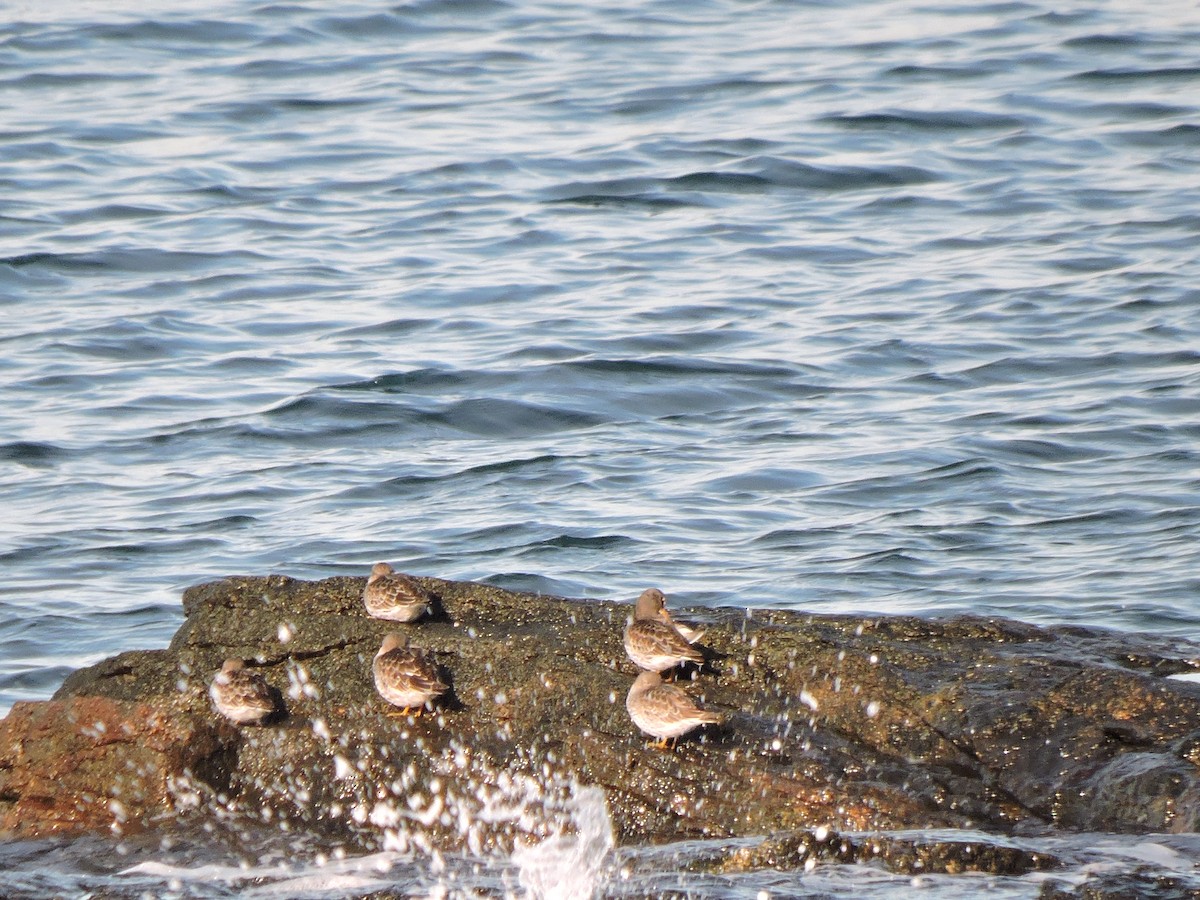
[2,0,1200,895]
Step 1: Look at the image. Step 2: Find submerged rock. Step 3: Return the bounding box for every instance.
[694,827,1058,877]
[1039,872,1200,900]
[4,573,1200,855]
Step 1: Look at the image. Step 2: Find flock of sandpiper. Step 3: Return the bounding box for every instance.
[209,563,724,749]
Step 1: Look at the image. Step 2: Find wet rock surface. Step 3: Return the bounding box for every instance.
[1039,873,1200,900]
[693,827,1058,877]
[5,573,1200,855]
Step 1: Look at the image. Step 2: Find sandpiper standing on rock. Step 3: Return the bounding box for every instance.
[363,562,432,623]
[626,669,722,749]
[209,659,276,725]
[373,633,447,717]
[623,588,705,674]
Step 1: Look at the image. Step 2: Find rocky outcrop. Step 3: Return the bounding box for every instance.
[4,573,1200,851]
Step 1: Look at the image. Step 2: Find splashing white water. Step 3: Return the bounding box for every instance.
[511,784,614,900]
[122,856,399,897]
[151,759,614,899]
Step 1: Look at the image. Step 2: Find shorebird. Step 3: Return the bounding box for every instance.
[373,633,447,717]
[663,607,705,645]
[209,659,276,725]
[623,588,705,674]
[626,670,722,749]
[363,562,432,623]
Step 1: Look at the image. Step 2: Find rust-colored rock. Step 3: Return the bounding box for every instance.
[0,695,226,836]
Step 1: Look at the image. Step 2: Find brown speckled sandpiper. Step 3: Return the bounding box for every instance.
[209,659,276,725]
[663,603,705,644]
[623,588,705,674]
[373,633,447,717]
[626,669,722,749]
[363,562,432,623]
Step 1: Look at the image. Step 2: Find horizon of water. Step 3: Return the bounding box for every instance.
[2,0,1200,895]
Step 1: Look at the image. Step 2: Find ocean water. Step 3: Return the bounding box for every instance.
[2,0,1200,895]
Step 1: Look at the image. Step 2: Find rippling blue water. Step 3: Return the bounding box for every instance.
[2,0,1200,894]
